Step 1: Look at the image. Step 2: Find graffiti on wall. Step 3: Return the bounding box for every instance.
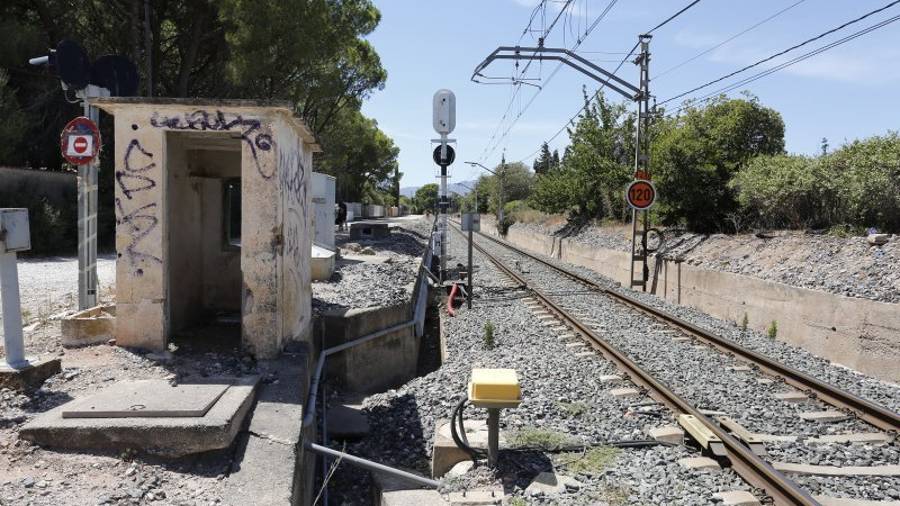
[149,110,274,179]
[116,136,161,273]
[278,137,310,336]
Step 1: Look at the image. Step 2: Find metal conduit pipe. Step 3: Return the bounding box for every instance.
[306,442,441,488]
[301,320,417,429]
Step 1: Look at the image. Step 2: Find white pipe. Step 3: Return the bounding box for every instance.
[0,252,28,368]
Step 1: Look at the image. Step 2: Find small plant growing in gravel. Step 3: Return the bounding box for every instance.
[509,428,572,450]
[767,320,778,339]
[557,401,589,417]
[740,313,749,332]
[561,446,620,475]
[483,321,495,349]
[508,497,527,506]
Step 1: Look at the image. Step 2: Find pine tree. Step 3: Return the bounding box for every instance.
[533,142,553,175]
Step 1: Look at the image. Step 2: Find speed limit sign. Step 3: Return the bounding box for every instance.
[626,179,656,210]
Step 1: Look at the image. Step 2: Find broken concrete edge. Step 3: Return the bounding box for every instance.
[0,357,61,391]
[19,376,259,457]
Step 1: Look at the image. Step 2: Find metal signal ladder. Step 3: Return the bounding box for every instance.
[629,209,650,291]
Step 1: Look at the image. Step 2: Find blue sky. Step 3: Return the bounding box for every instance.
[361,0,900,188]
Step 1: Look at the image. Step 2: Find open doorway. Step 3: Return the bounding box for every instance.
[166,132,242,352]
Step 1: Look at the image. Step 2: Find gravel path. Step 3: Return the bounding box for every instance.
[0,255,116,328]
[475,232,900,501]
[509,220,900,304]
[312,220,431,314]
[325,226,755,505]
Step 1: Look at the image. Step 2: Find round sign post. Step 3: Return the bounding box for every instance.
[625,179,656,210]
[60,116,101,166]
[432,145,455,166]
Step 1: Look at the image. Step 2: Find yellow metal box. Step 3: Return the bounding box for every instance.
[468,368,521,408]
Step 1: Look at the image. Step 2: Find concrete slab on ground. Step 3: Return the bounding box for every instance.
[20,376,258,457]
[0,357,61,391]
[223,356,310,506]
[432,420,504,478]
[712,490,761,505]
[61,380,229,418]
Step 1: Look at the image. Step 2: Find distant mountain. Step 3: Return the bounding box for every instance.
[401,180,478,198]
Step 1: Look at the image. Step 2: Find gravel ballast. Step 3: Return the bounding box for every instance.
[324,226,756,505]
[475,231,900,502]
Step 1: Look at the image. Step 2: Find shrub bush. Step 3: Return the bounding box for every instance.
[0,177,77,256]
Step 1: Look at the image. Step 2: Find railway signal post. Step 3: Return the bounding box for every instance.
[432,89,457,282]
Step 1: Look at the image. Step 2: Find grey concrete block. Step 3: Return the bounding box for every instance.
[20,376,258,457]
[0,357,61,391]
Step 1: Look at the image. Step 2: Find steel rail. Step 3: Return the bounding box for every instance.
[471,229,900,434]
[450,225,817,505]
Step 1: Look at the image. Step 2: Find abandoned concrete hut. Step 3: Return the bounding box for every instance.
[94,98,321,359]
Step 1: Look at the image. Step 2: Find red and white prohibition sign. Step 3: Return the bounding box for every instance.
[60,116,101,165]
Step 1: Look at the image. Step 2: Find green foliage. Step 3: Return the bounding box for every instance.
[529,90,633,222]
[732,133,900,232]
[508,428,573,450]
[483,321,495,349]
[0,177,77,255]
[557,401,589,417]
[560,446,620,475]
[767,320,778,339]
[533,142,559,175]
[823,133,900,232]
[0,70,25,161]
[653,95,785,232]
[741,313,749,332]
[414,184,439,214]
[732,154,837,230]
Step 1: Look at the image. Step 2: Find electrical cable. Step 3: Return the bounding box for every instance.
[670,11,900,114]
[647,0,703,34]
[659,0,900,105]
[511,0,703,163]
[655,0,807,80]
[450,397,485,462]
[479,0,619,162]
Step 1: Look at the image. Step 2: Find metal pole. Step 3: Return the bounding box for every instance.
[439,162,448,282]
[467,228,473,309]
[631,35,651,292]
[487,408,500,467]
[78,98,99,310]
[497,154,506,229]
[306,442,441,488]
[0,252,28,368]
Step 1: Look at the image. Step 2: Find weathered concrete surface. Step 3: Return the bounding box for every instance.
[60,304,116,347]
[311,244,336,281]
[494,224,900,382]
[319,296,419,394]
[0,357,61,391]
[20,376,258,457]
[350,222,391,240]
[224,354,312,506]
[94,98,320,359]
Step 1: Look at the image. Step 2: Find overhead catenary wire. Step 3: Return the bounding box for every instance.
[659,0,900,105]
[655,0,808,80]
[670,11,900,115]
[478,0,620,162]
[513,0,704,163]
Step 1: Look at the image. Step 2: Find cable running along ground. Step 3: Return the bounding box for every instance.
[660,0,900,105]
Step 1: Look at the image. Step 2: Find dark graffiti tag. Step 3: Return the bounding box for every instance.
[116,198,161,267]
[117,139,157,200]
[149,110,275,179]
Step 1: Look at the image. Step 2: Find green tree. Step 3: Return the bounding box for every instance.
[533,142,553,175]
[0,70,25,161]
[414,183,439,214]
[653,94,785,232]
[529,90,633,221]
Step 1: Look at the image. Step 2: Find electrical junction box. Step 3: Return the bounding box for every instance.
[468,368,521,409]
[461,213,480,232]
[0,208,30,253]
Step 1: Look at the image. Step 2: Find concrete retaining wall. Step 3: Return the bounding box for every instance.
[490,222,900,382]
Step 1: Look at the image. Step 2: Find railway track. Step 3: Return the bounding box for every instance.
[449,223,900,506]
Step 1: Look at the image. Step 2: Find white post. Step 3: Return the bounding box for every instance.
[76,87,105,310]
[0,252,28,368]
